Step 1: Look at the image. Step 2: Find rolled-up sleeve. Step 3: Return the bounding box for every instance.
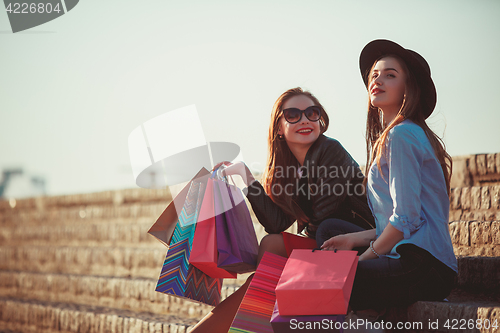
[387,127,425,239]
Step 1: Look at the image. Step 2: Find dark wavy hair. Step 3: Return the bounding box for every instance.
[262,87,329,227]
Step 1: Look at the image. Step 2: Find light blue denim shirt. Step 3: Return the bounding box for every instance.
[367,119,457,272]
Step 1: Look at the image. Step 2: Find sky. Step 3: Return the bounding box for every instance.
[1,0,499,197]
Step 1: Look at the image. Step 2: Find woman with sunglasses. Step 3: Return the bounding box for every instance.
[191,87,374,332]
[232,87,375,243]
[321,40,457,312]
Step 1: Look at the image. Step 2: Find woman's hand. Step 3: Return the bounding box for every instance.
[321,234,355,251]
[213,161,256,187]
[212,161,232,171]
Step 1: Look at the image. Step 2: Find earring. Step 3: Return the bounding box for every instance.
[278,134,284,140]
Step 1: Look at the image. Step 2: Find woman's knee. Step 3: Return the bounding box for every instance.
[407,266,456,303]
[258,234,287,259]
[316,218,349,246]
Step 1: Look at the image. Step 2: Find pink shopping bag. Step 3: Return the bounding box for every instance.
[275,249,358,316]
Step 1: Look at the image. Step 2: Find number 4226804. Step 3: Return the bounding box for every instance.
[6,3,62,14]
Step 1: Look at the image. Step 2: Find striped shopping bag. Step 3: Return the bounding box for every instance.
[228,252,288,333]
[155,180,223,306]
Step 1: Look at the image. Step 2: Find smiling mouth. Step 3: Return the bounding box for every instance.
[297,129,313,134]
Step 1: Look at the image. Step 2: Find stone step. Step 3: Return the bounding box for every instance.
[0,297,195,333]
[2,258,496,324]
[0,202,167,226]
[0,216,162,228]
[0,271,243,319]
[0,188,171,211]
[0,218,267,247]
[456,256,500,292]
[0,222,162,247]
[0,246,165,279]
[449,220,500,256]
[0,199,263,238]
[0,246,255,284]
[1,290,499,333]
[384,289,500,333]
[449,185,500,221]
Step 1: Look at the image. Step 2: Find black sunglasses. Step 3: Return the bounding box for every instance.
[282,106,322,124]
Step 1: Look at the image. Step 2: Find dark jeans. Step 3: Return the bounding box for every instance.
[316,218,457,311]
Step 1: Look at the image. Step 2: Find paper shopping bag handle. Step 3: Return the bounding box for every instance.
[312,247,337,253]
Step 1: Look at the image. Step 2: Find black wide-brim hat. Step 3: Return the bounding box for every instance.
[359,39,437,119]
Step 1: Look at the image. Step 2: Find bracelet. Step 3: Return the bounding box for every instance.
[369,241,380,257]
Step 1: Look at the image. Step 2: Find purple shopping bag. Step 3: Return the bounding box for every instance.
[213,179,258,273]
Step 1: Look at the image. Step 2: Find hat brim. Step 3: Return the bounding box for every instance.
[359,39,436,119]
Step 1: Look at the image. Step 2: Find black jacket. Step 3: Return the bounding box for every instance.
[245,134,375,238]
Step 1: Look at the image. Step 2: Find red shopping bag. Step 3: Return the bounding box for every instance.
[189,178,237,278]
[275,249,358,316]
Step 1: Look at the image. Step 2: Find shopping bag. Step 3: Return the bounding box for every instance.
[156,240,223,306]
[148,167,210,247]
[213,179,258,273]
[189,177,237,278]
[155,180,223,306]
[275,249,358,316]
[228,252,288,333]
[270,301,345,333]
[282,232,317,257]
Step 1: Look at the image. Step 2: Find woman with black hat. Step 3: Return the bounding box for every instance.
[321,39,458,311]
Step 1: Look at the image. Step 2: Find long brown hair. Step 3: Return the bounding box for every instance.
[262,88,329,225]
[365,55,452,194]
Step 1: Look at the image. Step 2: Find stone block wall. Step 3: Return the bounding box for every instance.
[449,185,500,221]
[451,153,500,188]
[449,220,500,256]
